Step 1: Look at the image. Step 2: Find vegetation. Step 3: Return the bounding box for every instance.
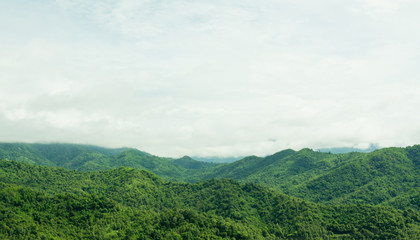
[0,182,265,239]
[199,146,420,210]
[0,143,220,182]
[0,159,419,239]
[0,143,418,210]
[0,142,419,238]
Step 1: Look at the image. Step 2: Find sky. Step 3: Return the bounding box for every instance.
[1,0,420,157]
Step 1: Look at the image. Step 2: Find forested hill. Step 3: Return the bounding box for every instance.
[1,143,419,210]
[0,159,419,239]
[200,146,420,210]
[0,143,220,181]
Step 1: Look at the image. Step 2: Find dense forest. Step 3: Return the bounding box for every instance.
[199,146,420,210]
[0,143,418,209]
[0,143,419,238]
[1,159,419,239]
[0,143,216,181]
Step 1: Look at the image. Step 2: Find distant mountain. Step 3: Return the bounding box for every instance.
[192,156,244,163]
[1,159,418,239]
[317,144,380,154]
[173,156,220,169]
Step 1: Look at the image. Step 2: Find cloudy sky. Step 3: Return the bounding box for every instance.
[1,0,420,157]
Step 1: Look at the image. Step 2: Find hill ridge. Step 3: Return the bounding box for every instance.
[0,158,419,239]
[0,142,419,210]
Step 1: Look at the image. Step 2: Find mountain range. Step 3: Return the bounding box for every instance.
[0,142,419,239]
[0,143,418,209]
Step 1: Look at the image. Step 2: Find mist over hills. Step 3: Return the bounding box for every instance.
[192,156,243,163]
[317,144,380,154]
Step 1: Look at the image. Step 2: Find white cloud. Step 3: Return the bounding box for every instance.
[0,0,419,157]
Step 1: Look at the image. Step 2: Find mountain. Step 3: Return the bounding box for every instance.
[199,146,420,210]
[0,143,220,181]
[173,156,220,169]
[0,143,131,167]
[0,159,418,239]
[317,144,380,154]
[1,142,419,211]
[192,156,244,163]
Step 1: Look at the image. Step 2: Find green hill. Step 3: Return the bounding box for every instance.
[0,159,419,239]
[1,142,419,211]
[0,143,130,167]
[173,156,219,169]
[201,146,419,210]
[0,143,220,181]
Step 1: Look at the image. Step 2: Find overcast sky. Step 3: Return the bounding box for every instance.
[1,0,420,157]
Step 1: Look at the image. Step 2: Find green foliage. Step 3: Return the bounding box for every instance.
[173,156,219,170]
[0,143,221,182]
[198,146,420,210]
[1,143,419,210]
[0,160,419,239]
[0,182,265,240]
[1,142,419,239]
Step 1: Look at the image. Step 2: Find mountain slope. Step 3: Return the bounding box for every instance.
[0,182,265,239]
[173,156,219,169]
[289,147,418,205]
[0,159,419,239]
[0,143,130,167]
[199,146,420,210]
[0,143,220,181]
[1,142,419,211]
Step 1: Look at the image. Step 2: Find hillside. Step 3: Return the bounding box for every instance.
[1,143,418,211]
[0,159,419,239]
[0,143,131,167]
[0,143,219,181]
[201,146,420,210]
